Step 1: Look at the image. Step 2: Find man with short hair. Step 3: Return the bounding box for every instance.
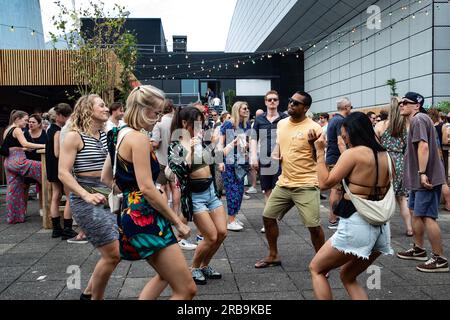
[397,92,448,272]
[367,111,377,127]
[106,102,125,132]
[254,91,325,268]
[325,98,352,230]
[250,92,288,203]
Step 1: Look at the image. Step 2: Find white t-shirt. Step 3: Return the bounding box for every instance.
[106,119,125,133]
[213,97,221,106]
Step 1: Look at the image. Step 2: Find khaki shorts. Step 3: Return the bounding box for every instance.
[263,185,321,228]
[327,165,342,191]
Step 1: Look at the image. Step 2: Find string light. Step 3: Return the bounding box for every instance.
[142,0,433,79]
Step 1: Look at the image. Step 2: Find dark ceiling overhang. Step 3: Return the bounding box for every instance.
[257,0,378,51]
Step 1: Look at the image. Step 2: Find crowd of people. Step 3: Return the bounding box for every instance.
[1,86,449,300]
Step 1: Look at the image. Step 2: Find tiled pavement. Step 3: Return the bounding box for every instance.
[1,187,450,300]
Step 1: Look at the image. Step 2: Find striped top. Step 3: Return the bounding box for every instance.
[73,131,108,174]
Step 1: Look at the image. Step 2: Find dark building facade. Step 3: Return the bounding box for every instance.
[83,18,304,113]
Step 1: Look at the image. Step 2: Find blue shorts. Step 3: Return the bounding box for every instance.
[330,212,393,260]
[408,186,441,219]
[192,183,223,214]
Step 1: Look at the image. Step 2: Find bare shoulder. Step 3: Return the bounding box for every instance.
[63,131,82,148]
[126,130,150,147]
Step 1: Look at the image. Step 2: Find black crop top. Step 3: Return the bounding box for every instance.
[3,127,23,148]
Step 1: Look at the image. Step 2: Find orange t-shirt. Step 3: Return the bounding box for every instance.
[276,117,322,188]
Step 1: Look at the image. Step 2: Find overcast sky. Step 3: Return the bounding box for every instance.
[40,0,237,51]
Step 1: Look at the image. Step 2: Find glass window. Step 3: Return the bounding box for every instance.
[181,79,199,94]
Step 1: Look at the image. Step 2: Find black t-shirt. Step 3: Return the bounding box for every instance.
[45,124,61,171]
[251,112,288,163]
[24,129,48,161]
[326,114,345,165]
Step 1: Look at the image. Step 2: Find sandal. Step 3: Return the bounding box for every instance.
[254,259,282,269]
[406,231,414,237]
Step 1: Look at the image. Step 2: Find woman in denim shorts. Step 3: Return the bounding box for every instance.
[309,112,394,300]
[169,106,227,285]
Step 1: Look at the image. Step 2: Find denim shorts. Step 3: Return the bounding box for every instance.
[192,182,223,214]
[408,186,441,219]
[330,212,393,260]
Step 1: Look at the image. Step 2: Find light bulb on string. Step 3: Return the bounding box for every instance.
[165,66,168,69]
[150,58,153,62]
[10,26,14,32]
[31,30,36,36]
[185,54,188,59]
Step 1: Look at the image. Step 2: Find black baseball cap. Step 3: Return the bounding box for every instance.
[403,92,426,113]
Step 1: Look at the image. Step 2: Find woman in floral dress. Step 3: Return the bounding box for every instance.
[375,97,412,236]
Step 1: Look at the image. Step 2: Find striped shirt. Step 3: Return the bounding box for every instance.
[73,131,108,174]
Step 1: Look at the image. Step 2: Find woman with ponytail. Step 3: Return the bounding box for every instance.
[3,110,45,224]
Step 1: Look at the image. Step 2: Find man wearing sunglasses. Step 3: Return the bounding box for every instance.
[255,91,325,268]
[397,92,448,273]
[250,91,288,233]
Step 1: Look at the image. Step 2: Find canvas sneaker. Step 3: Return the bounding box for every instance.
[235,218,244,227]
[201,266,222,279]
[227,221,243,231]
[397,245,428,261]
[416,255,449,273]
[178,239,197,251]
[246,187,257,194]
[243,194,251,200]
[191,268,207,285]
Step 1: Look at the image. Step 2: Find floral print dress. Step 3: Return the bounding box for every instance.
[380,129,408,197]
[108,127,177,261]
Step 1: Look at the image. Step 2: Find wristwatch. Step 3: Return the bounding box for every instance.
[418,171,426,175]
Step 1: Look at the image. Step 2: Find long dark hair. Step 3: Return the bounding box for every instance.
[171,106,204,134]
[342,112,385,152]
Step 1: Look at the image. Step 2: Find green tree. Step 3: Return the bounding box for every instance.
[226,89,236,112]
[436,101,450,114]
[386,79,398,97]
[50,0,138,103]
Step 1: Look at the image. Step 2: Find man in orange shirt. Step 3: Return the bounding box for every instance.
[255,91,325,268]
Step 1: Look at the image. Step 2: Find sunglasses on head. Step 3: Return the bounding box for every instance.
[288,98,304,107]
[266,98,279,103]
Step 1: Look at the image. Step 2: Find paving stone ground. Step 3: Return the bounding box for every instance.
[1,186,450,300]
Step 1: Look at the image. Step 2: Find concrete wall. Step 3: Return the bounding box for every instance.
[304,0,435,113]
[225,0,297,52]
[0,0,45,49]
[433,0,450,104]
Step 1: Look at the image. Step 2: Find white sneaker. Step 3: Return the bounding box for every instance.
[246,187,257,194]
[260,227,265,233]
[227,221,243,231]
[243,194,250,200]
[235,218,244,227]
[178,239,197,251]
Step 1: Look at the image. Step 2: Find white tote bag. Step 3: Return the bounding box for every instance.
[341,152,396,226]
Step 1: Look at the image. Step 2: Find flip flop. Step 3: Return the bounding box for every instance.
[254,259,282,269]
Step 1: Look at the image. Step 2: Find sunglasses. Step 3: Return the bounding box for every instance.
[266,98,279,103]
[289,98,304,107]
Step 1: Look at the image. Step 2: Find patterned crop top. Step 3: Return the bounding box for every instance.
[73,131,108,174]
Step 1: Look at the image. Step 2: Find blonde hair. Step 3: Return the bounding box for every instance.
[231,101,250,128]
[387,96,406,138]
[69,94,102,135]
[124,85,165,131]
